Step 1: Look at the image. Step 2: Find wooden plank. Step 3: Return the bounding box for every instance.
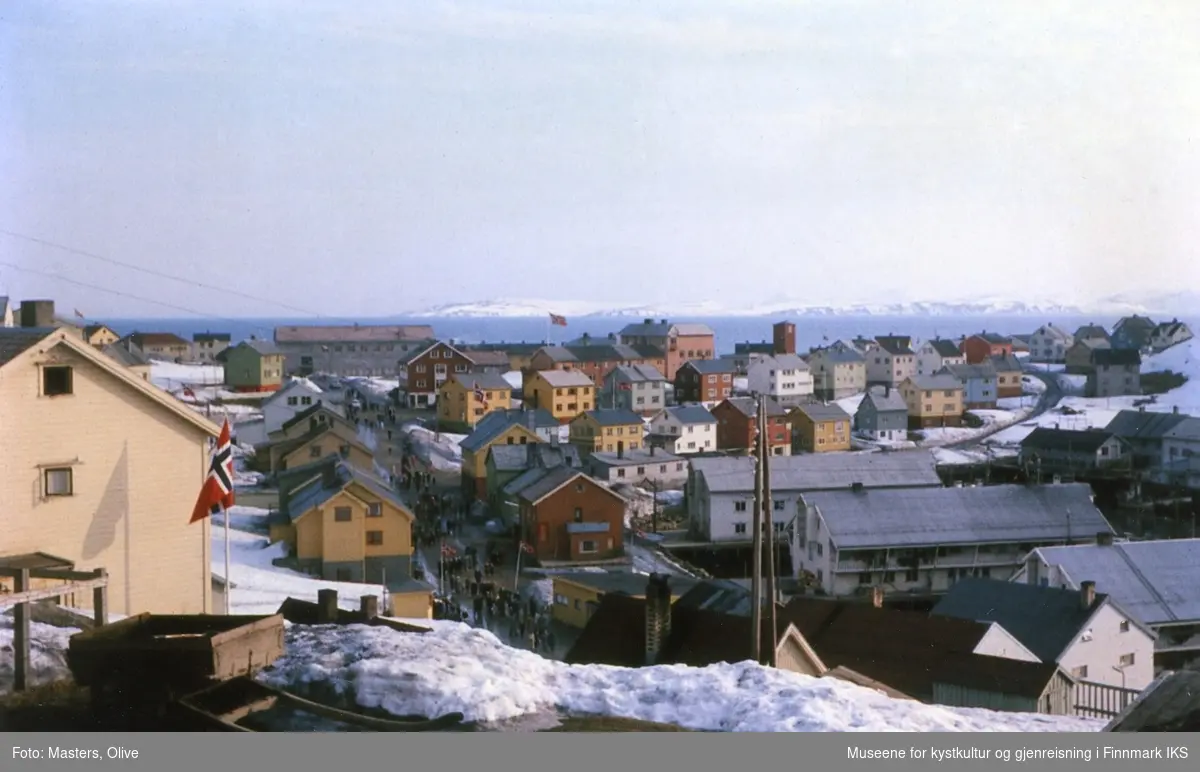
[0,577,109,606]
[29,568,104,582]
[92,568,108,627]
[13,569,30,692]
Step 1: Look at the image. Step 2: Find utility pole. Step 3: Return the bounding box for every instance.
[763,401,778,667]
[750,395,765,665]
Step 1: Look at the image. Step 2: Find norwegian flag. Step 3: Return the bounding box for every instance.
[441,544,457,558]
[473,387,487,405]
[618,381,633,392]
[182,387,196,399]
[190,419,235,524]
[548,313,567,327]
[519,541,535,555]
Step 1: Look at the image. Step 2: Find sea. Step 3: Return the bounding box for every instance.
[98,313,1156,355]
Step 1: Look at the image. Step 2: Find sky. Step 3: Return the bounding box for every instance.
[2,0,1200,319]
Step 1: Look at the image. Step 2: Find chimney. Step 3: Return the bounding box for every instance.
[317,589,339,623]
[581,333,590,344]
[1173,406,1180,414]
[360,594,380,619]
[883,385,890,398]
[19,299,55,329]
[644,574,672,665]
[644,318,653,325]
[608,333,616,341]
[649,445,655,457]
[870,586,884,609]
[1080,580,1096,609]
[1096,531,1114,546]
[1138,406,1146,413]
[850,481,865,493]
[660,319,667,325]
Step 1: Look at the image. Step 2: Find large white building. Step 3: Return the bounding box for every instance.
[746,354,814,407]
[685,450,943,543]
[793,482,1114,597]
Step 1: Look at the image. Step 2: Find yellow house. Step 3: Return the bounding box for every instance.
[522,369,596,424]
[568,408,645,457]
[128,331,191,361]
[0,327,219,615]
[83,324,120,348]
[268,420,368,473]
[268,461,430,616]
[788,403,853,453]
[459,419,545,499]
[268,403,357,445]
[437,372,513,431]
[551,572,700,628]
[899,374,965,429]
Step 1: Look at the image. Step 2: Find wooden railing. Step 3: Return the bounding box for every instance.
[1074,678,1142,719]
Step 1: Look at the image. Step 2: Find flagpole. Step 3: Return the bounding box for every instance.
[223,503,232,615]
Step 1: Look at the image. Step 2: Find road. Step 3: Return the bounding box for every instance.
[944,371,1064,450]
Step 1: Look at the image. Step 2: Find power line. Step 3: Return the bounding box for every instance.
[0,261,277,334]
[0,228,323,317]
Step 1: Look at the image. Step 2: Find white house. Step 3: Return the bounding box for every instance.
[746,354,814,407]
[864,336,918,388]
[262,378,340,435]
[1029,324,1075,363]
[791,482,1114,597]
[933,578,1157,691]
[916,339,966,376]
[686,451,943,543]
[646,405,718,455]
[587,447,689,487]
[1012,535,1200,674]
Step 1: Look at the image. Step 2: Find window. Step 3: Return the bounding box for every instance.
[44,467,73,497]
[554,594,569,606]
[335,568,352,581]
[1118,653,1136,666]
[1119,620,1130,633]
[333,507,352,522]
[904,568,919,582]
[734,523,747,535]
[309,445,323,458]
[573,507,583,523]
[617,469,625,478]
[287,396,299,406]
[366,531,384,546]
[414,364,426,373]
[734,501,747,512]
[858,572,872,585]
[1070,665,1088,679]
[301,396,312,405]
[580,540,598,554]
[636,467,645,475]
[42,366,74,396]
[367,502,383,517]
[774,500,784,511]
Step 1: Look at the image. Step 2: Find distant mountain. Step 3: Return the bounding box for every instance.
[404,295,1177,319]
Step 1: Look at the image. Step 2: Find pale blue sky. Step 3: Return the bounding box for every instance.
[2,1,1199,318]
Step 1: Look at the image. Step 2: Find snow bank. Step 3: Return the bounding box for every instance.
[401,423,466,472]
[259,624,1102,732]
[502,371,523,389]
[150,361,224,388]
[917,406,1033,447]
[836,393,866,416]
[0,617,78,693]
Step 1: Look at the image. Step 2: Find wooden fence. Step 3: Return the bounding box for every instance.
[0,566,109,692]
[1074,678,1143,719]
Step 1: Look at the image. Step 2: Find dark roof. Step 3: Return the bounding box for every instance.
[791,402,851,422]
[1105,670,1200,732]
[859,386,908,413]
[1020,427,1118,453]
[281,460,407,524]
[554,570,700,597]
[565,343,647,363]
[193,332,232,342]
[487,441,581,473]
[719,396,787,418]
[238,339,283,357]
[673,579,765,617]
[875,335,915,356]
[102,341,152,367]
[782,597,1061,699]
[581,408,644,427]
[459,349,511,367]
[925,338,963,358]
[932,578,1111,662]
[663,405,717,425]
[459,409,558,452]
[1074,324,1110,340]
[1115,315,1156,331]
[906,373,963,391]
[942,362,997,381]
[278,401,346,433]
[0,328,52,367]
[609,364,666,383]
[129,331,190,347]
[516,465,586,504]
[988,353,1024,372]
[972,332,1012,345]
[276,598,430,631]
[463,341,544,355]
[1091,348,1142,366]
[734,341,776,355]
[1104,409,1190,440]
[680,359,736,375]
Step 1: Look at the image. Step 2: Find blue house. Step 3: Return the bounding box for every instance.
[939,362,998,409]
[854,386,909,442]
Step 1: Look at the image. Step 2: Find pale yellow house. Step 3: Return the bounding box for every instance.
[127,331,192,361]
[551,572,700,628]
[898,374,965,429]
[437,372,513,432]
[83,324,120,348]
[788,403,853,453]
[268,420,367,473]
[268,460,431,617]
[522,369,596,424]
[0,327,219,615]
[266,403,357,445]
[459,420,544,499]
[568,408,645,457]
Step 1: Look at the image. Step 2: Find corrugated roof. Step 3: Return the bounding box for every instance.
[791,402,851,422]
[581,408,644,427]
[924,339,963,358]
[610,364,666,383]
[516,466,585,504]
[932,578,1127,662]
[1031,539,1200,626]
[696,450,943,494]
[1020,427,1117,453]
[459,409,558,452]
[536,369,595,388]
[274,324,434,343]
[806,483,1113,550]
[1105,409,1190,440]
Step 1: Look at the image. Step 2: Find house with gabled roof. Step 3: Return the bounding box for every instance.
[522,368,596,424]
[807,345,866,400]
[854,385,908,442]
[646,405,717,455]
[267,419,374,475]
[101,339,152,381]
[939,361,998,409]
[81,323,120,349]
[795,482,1115,597]
[602,363,667,415]
[1104,407,1192,469]
[674,359,736,405]
[530,340,665,385]
[898,373,964,428]
[273,323,435,378]
[788,402,852,453]
[568,408,645,458]
[485,441,581,512]
[1029,323,1075,363]
[746,353,814,406]
[1018,428,1131,476]
[961,332,1014,365]
[916,338,966,376]
[223,339,286,393]
[1086,348,1141,398]
[933,578,1156,693]
[268,401,355,445]
[711,396,792,455]
[1065,338,1111,374]
[192,331,232,363]
[0,326,221,615]
[617,318,716,380]
[1111,315,1157,353]
[458,409,554,499]
[516,467,627,564]
[126,331,192,362]
[436,372,514,431]
[989,353,1025,398]
[1158,414,1200,489]
[865,335,917,388]
[262,377,336,436]
[1014,536,1200,673]
[1148,319,1193,353]
[402,340,476,407]
[1074,324,1110,345]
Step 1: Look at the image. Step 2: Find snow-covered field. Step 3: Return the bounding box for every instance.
[149,361,264,419]
[402,423,467,472]
[345,377,399,399]
[259,623,1102,732]
[916,405,1035,447]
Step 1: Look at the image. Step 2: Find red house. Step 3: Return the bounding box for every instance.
[516,467,626,564]
[960,333,1014,365]
[711,397,792,454]
[403,340,477,407]
[674,359,736,404]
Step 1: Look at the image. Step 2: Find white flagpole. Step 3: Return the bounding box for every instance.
[223,503,232,615]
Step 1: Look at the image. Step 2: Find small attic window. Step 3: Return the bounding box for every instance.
[42,366,74,396]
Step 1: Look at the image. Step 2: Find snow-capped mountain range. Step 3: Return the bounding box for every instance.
[404,292,1198,319]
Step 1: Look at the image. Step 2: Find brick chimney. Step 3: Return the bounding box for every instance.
[1096,531,1114,546]
[1080,580,1096,609]
[644,573,672,665]
[19,299,55,329]
[773,321,796,355]
[643,318,653,325]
